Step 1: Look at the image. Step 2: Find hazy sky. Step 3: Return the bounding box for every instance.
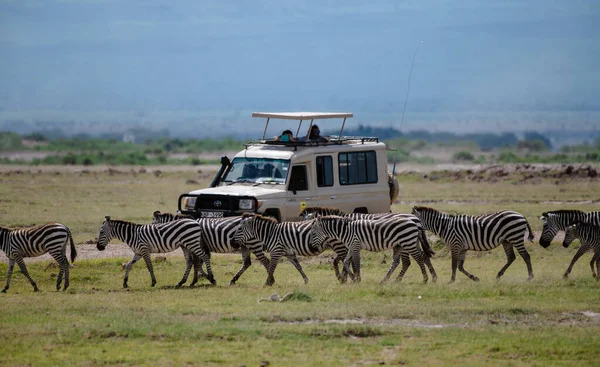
[1,0,599,135]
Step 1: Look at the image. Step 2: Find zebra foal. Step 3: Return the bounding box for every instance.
[562,222,600,280]
[411,206,535,283]
[300,206,437,282]
[96,216,215,288]
[152,211,269,286]
[0,223,77,292]
[309,215,423,283]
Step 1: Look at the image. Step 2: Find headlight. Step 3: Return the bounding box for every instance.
[238,199,254,210]
[184,197,197,209]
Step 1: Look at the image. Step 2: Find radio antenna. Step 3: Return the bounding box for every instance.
[398,40,423,133]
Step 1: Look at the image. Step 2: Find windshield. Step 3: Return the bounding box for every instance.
[222,157,290,184]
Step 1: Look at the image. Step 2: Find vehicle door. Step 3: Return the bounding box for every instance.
[284,163,311,221]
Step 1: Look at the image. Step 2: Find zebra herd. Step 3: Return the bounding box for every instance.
[1,208,599,292]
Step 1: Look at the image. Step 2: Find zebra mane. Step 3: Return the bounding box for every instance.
[316,215,352,223]
[107,218,142,226]
[541,209,585,217]
[299,206,346,217]
[152,211,193,220]
[241,213,278,224]
[412,206,445,215]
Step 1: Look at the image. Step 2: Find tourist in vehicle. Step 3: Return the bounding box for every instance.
[276,130,297,142]
[308,125,328,142]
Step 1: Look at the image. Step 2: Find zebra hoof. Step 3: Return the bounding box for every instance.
[473,277,480,282]
[1,288,7,293]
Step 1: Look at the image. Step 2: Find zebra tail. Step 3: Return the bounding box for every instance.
[419,230,435,258]
[526,221,535,243]
[68,228,77,263]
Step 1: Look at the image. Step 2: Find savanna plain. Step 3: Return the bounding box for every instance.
[0,164,599,366]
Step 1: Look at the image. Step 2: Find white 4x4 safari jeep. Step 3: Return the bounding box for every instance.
[178,112,398,222]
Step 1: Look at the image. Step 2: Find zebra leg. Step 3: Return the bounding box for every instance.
[348,243,362,283]
[140,252,157,287]
[591,250,599,279]
[189,254,203,287]
[14,256,39,292]
[381,246,403,284]
[2,259,16,293]
[286,255,309,284]
[457,250,479,281]
[177,248,194,288]
[193,249,216,285]
[123,253,141,288]
[514,244,534,280]
[49,251,70,291]
[229,248,253,285]
[265,250,283,286]
[409,248,429,283]
[563,244,589,279]
[594,251,600,280]
[424,257,437,282]
[496,243,517,280]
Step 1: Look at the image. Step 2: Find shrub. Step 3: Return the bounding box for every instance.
[452,151,474,161]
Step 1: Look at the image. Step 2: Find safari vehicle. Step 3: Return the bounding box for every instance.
[178,112,399,222]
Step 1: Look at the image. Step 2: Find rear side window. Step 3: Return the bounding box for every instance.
[338,151,378,185]
[316,156,333,187]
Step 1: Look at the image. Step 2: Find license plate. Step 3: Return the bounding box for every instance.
[200,211,224,218]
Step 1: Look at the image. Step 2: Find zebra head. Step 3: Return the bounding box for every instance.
[562,222,581,248]
[233,213,267,248]
[96,216,114,251]
[411,206,444,233]
[539,210,584,248]
[310,216,350,251]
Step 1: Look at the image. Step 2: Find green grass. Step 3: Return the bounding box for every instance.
[0,166,599,366]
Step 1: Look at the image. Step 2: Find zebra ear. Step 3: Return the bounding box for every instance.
[153,211,161,218]
[105,216,111,222]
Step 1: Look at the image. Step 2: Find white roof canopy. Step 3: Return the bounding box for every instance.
[252,112,353,120]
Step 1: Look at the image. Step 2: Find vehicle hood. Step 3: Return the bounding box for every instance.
[187,184,285,197]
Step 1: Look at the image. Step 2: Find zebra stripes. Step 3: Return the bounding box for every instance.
[309,215,422,283]
[233,213,350,286]
[299,206,437,282]
[540,210,600,248]
[562,222,600,280]
[152,211,269,285]
[96,216,214,288]
[0,223,77,292]
[411,206,535,283]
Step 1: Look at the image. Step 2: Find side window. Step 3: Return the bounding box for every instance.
[316,156,333,187]
[288,165,308,192]
[338,151,378,185]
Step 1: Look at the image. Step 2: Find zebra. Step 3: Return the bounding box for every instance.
[411,206,535,283]
[152,211,269,286]
[0,222,77,292]
[562,222,600,280]
[539,210,600,248]
[96,216,215,288]
[299,206,437,282]
[232,213,350,286]
[308,215,423,284]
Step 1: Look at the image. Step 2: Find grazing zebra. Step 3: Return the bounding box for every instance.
[152,211,269,286]
[232,213,349,286]
[562,222,600,280]
[96,216,214,288]
[309,215,422,283]
[411,206,535,283]
[0,223,77,292]
[300,206,437,282]
[539,210,600,248]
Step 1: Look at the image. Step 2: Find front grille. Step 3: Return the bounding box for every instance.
[196,195,232,211]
